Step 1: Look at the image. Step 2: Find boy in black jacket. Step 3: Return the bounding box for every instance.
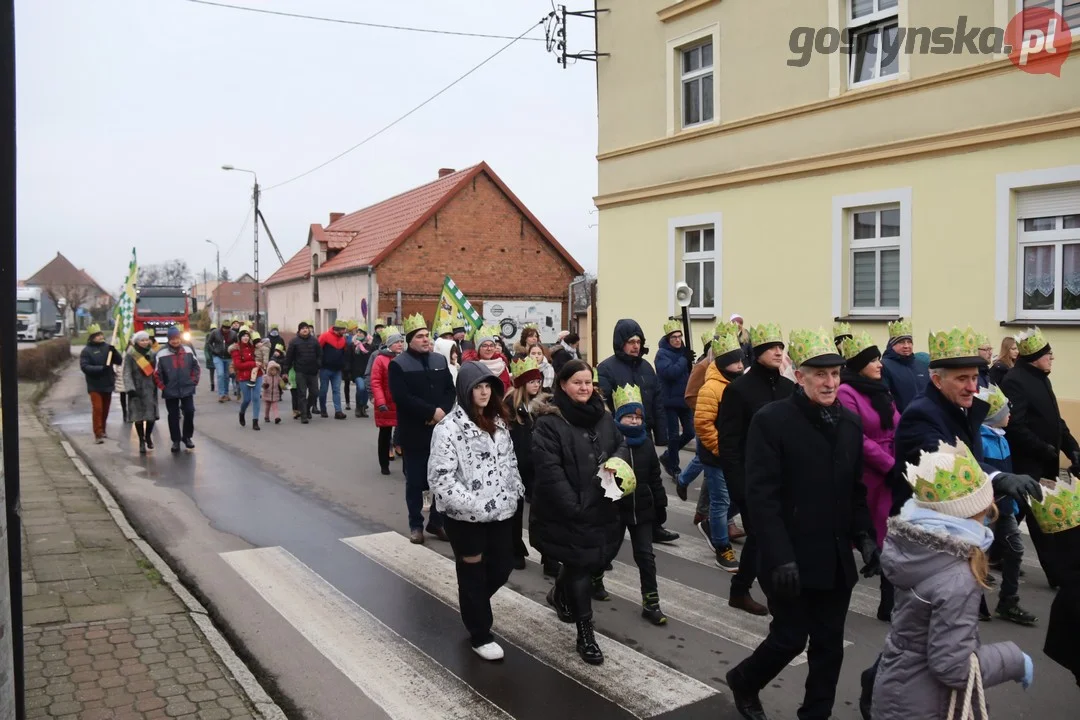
[593,383,669,625]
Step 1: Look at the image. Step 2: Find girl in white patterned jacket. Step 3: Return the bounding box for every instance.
[428,360,525,662]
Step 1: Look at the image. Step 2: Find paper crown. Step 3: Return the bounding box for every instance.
[612,384,643,412]
[333,319,348,330]
[522,322,539,332]
[510,355,540,379]
[833,322,853,340]
[599,457,637,500]
[86,323,102,335]
[711,321,742,358]
[888,318,913,339]
[748,322,783,348]
[788,327,843,367]
[663,318,683,337]
[1017,327,1049,358]
[380,325,401,341]
[592,365,599,383]
[403,313,427,335]
[701,329,716,347]
[977,384,1009,420]
[1029,477,1080,535]
[928,326,983,367]
[301,319,313,328]
[906,440,993,517]
[433,320,454,337]
[975,332,990,348]
[475,324,502,345]
[840,331,877,361]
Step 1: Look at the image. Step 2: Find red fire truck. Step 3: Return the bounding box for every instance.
[133,286,191,345]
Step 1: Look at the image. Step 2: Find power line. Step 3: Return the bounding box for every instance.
[263,18,546,192]
[184,0,546,42]
[223,201,253,259]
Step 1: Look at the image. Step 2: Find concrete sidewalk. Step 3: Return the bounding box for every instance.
[19,385,278,720]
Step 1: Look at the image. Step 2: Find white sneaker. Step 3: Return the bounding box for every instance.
[472,642,504,661]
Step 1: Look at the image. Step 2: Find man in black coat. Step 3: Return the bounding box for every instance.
[726,328,879,720]
[717,323,794,617]
[389,314,456,545]
[597,319,678,543]
[283,321,321,423]
[1002,329,1080,586]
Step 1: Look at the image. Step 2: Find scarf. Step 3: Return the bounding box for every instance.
[481,356,506,378]
[560,340,579,358]
[795,385,842,426]
[840,368,896,430]
[899,499,995,552]
[553,388,607,429]
[617,422,648,447]
[131,345,155,377]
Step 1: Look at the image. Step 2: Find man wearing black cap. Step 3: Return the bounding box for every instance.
[726,328,878,720]
[284,321,321,424]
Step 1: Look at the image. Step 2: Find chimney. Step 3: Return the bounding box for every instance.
[438,168,456,179]
[329,212,345,225]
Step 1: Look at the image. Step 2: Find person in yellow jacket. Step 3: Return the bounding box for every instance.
[691,323,746,571]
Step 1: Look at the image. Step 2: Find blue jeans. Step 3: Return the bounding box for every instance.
[213,356,229,398]
[662,406,695,473]
[677,451,705,490]
[405,451,443,531]
[704,465,731,548]
[239,381,261,419]
[353,376,369,407]
[319,369,342,413]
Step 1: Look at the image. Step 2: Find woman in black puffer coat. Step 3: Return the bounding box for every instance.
[530,358,627,667]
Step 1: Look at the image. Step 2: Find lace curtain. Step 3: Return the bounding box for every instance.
[1065,244,1080,297]
[1024,246,1055,296]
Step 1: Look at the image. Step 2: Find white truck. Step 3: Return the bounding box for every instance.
[17,286,58,341]
[482,300,563,346]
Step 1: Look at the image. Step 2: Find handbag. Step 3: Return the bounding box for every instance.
[947,653,988,720]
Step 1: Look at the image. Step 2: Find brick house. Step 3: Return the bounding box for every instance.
[23,252,114,331]
[264,162,583,336]
[211,281,267,323]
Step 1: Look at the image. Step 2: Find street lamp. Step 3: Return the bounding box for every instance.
[221,165,261,332]
[205,239,220,327]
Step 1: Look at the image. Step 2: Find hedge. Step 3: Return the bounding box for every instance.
[17,337,73,381]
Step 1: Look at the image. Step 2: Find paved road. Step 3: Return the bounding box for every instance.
[41,363,1072,720]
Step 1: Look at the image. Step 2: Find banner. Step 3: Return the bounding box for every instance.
[111,247,138,351]
[433,275,482,334]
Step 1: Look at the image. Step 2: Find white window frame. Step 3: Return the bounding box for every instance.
[1018,0,1080,31]
[847,0,900,89]
[995,166,1080,323]
[680,40,714,129]
[831,188,912,318]
[668,212,722,319]
[665,24,720,136]
[1014,214,1080,319]
[848,206,903,314]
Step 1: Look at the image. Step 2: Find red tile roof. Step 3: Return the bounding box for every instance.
[263,245,311,287]
[25,252,108,294]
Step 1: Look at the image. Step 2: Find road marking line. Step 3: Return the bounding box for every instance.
[221,546,510,720]
[343,532,719,719]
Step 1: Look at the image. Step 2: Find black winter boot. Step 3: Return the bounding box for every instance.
[546,586,573,623]
[591,576,610,601]
[641,593,667,626]
[252,419,260,431]
[575,618,603,665]
[239,411,246,427]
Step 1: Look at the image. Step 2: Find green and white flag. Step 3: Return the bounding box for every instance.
[112,247,138,350]
[433,275,482,335]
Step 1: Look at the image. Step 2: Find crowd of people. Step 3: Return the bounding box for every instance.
[77,309,1080,718]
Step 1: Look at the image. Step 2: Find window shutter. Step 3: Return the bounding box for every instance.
[1015,185,1080,219]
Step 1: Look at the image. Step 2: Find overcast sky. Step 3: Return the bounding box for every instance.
[15,0,599,292]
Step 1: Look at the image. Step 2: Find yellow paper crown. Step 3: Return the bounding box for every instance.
[711,321,742,358]
[788,327,839,367]
[977,384,1009,420]
[510,355,540,379]
[612,384,643,411]
[928,326,981,364]
[475,323,502,345]
[602,457,638,497]
[833,322,853,340]
[905,440,991,507]
[1029,476,1080,535]
[433,320,454,337]
[663,318,683,337]
[403,313,427,335]
[748,322,783,348]
[975,332,990,348]
[1017,327,1049,358]
[700,329,716,348]
[380,325,401,342]
[840,331,877,361]
[888,318,913,340]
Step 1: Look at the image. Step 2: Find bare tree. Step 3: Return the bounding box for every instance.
[219,267,231,282]
[44,283,93,334]
[139,259,192,288]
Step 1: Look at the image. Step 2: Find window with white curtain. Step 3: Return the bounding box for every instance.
[849,205,901,313]
[848,0,900,87]
[682,226,717,312]
[681,41,714,128]
[1018,213,1080,316]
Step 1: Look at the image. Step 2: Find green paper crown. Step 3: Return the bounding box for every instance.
[976,332,990,348]
[711,329,742,358]
[522,322,539,331]
[403,313,427,335]
[977,384,1009,419]
[333,319,348,330]
[475,323,502,345]
[603,457,637,497]
[663,318,683,337]
[433,320,454,337]
[301,319,313,328]
[86,323,102,336]
[701,329,716,347]
[788,327,839,367]
[748,322,782,348]
[592,366,599,384]
[1029,477,1080,535]
[905,441,988,505]
[380,325,401,342]
[840,331,877,361]
[928,326,980,364]
[888,318,913,339]
[833,322,853,340]
[612,384,643,411]
[1017,327,1049,358]
[510,355,539,379]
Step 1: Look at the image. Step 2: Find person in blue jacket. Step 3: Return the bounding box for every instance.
[880,318,929,413]
[655,319,695,478]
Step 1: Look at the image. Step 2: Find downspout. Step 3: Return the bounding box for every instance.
[359,265,374,332]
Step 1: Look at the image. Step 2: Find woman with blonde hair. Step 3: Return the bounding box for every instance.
[989,336,1019,386]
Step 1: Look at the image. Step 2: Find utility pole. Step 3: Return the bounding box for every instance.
[205,239,220,327]
[221,165,260,332]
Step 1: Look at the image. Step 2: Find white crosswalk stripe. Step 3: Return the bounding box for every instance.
[343,532,720,719]
[220,546,510,720]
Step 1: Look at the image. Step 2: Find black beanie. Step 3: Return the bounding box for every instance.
[1020,342,1052,363]
[845,345,880,374]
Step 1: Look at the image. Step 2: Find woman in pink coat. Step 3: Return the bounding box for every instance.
[837,332,901,621]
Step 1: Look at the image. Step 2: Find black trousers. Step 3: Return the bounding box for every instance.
[296,373,320,419]
[1022,504,1060,586]
[164,396,195,442]
[378,427,393,472]
[596,521,657,599]
[728,477,759,596]
[731,585,852,720]
[512,499,529,558]
[119,393,128,423]
[133,420,155,442]
[444,517,514,647]
[556,564,596,621]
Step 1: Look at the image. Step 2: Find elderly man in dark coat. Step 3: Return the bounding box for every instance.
[1002,328,1080,587]
[880,318,929,413]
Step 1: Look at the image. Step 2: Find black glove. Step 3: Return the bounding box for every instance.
[771,562,800,598]
[857,536,881,578]
[1044,443,1060,463]
[377,405,389,412]
[683,346,695,365]
[994,472,1044,503]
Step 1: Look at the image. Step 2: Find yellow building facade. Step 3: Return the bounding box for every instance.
[595,0,1080,422]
